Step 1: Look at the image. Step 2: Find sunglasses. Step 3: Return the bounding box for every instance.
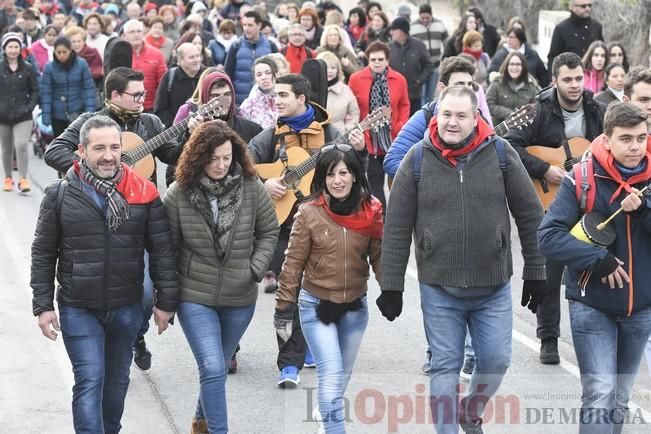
[322,144,353,154]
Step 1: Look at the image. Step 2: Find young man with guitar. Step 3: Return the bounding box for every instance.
[248,73,364,388]
[504,52,607,365]
[44,67,183,373]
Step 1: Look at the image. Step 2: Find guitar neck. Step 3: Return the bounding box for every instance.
[124,118,190,163]
[494,120,508,137]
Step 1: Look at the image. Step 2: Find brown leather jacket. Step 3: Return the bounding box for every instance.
[276,201,382,310]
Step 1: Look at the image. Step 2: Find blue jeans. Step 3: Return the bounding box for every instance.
[569,301,651,434]
[138,251,154,338]
[422,67,440,106]
[177,301,255,434]
[420,282,512,434]
[59,303,143,434]
[298,289,368,434]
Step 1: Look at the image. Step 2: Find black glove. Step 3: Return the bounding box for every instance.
[376,291,403,321]
[596,252,620,277]
[316,298,363,325]
[521,280,547,314]
[274,305,294,342]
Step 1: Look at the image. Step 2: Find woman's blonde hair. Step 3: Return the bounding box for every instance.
[316,51,343,81]
[64,25,87,40]
[319,24,344,48]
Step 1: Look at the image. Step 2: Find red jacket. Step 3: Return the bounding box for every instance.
[282,44,315,74]
[132,43,168,110]
[348,66,410,155]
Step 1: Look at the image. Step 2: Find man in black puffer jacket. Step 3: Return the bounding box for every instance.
[31,115,177,433]
[44,66,181,370]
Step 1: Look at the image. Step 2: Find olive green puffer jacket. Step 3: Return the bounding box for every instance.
[163,177,279,307]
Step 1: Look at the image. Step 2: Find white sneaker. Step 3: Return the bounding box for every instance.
[313,405,324,433]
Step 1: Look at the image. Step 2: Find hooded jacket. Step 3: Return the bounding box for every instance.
[167,71,262,185]
[0,56,39,125]
[538,135,651,316]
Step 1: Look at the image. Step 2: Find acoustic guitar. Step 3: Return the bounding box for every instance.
[256,107,392,224]
[76,95,229,178]
[527,137,591,210]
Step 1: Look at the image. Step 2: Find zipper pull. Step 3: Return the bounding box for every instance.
[459,170,464,183]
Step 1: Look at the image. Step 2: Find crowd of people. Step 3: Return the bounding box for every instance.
[4,0,650,433]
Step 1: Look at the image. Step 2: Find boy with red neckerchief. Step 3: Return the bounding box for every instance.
[539,102,651,433]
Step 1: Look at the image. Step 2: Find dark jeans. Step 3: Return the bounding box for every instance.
[366,155,386,214]
[52,118,70,138]
[536,259,564,340]
[59,303,143,434]
[270,220,307,370]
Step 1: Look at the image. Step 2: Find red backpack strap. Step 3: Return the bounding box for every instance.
[573,152,596,213]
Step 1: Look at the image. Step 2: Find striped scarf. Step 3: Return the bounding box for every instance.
[79,160,130,232]
[369,69,391,153]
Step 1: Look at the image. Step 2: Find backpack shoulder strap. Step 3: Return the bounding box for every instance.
[493,138,508,172]
[573,152,596,213]
[412,141,424,184]
[167,67,177,93]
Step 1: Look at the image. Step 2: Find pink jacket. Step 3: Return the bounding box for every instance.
[584,69,605,94]
[238,86,278,128]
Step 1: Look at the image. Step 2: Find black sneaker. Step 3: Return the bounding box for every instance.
[460,418,484,434]
[540,338,560,365]
[133,336,152,370]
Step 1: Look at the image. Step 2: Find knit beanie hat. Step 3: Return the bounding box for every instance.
[2,32,23,50]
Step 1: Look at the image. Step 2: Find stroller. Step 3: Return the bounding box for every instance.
[30,107,54,159]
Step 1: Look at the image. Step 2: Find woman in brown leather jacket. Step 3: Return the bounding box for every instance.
[274,145,382,433]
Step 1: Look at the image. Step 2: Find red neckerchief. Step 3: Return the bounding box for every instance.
[428,115,494,167]
[462,47,482,61]
[590,134,651,203]
[73,161,159,205]
[145,34,166,49]
[314,194,384,239]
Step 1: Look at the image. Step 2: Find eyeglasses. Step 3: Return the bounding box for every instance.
[289,33,305,37]
[122,90,147,102]
[575,3,592,8]
[368,57,386,63]
[321,143,353,154]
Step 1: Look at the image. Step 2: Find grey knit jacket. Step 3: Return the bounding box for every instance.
[163,177,279,307]
[380,133,545,293]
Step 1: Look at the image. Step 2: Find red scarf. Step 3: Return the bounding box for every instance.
[73,161,159,205]
[428,115,494,167]
[314,194,384,239]
[145,34,166,49]
[462,47,482,61]
[590,134,651,204]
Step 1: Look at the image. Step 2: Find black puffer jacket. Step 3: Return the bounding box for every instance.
[503,87,606,179]
[44,108,180,181]
[0,58,39,125]
[30,168,178,316]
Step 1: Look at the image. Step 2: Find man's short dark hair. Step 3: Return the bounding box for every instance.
[624,67,651,97]
[551,52,583,78]
[80,115,121,148]
[365,41,390,61]
[276,74,311,100]
[439,56,476,86]
[603,102,648,136]
[419,4,432,14]
[105,67,145,96]
[243,10,262,24]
